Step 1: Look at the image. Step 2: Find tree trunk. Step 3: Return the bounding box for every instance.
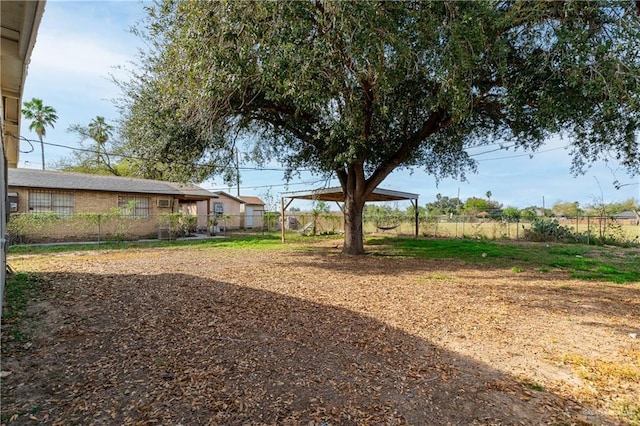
[342,190,366,255]
[39,135,45,170]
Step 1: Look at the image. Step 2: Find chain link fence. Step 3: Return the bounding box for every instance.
[6,211,638,245]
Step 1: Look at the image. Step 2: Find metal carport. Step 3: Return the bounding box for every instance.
[280,187,419,242]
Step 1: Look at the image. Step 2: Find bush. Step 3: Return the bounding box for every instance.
[524,218,576,242]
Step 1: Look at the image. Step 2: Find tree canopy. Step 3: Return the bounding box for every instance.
[426,193,460,215]
[22,98,58,170]
[61,116,120,175]
[121,0,640,254]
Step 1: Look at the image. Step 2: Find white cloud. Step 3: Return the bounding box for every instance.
[30,33,131,78]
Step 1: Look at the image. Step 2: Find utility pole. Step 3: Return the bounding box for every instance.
[235,148,240,197]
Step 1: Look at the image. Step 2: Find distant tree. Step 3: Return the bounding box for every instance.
[486,191,492,201]
[22,98,58,170]
[584,197,639,216]
[54,153,118,176]
[87,116,114,163]
[260,187,279,212]
[520,207,539,222]
[364,204,393,217]
[426,194,460,215]
[406,204,427,220]
[311,200,331,235]
[116,70,227,183]
[552,201,582,217]
[464,197,503,218]
[464,197,487,216]
[64,116,119,175]
[122,1,640,254]
[502,207,521,222]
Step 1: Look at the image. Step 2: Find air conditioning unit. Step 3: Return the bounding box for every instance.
[156,199,172,208]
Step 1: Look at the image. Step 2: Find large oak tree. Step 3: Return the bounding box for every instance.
[122,0,640,254]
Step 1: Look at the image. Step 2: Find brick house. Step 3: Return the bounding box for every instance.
[7,168,217,242]
[196,192,265,231]
[239,196,265,229]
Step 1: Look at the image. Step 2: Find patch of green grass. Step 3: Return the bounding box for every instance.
[7,233,290,255]
[570,267,640,284]
[7,235,639,284]
[619,403,640,423]
[521,380,545,392]
[511,266,524,273]
[425,273,455,281]
[559,285,573,291]
[547,246,589,257]
[367,237,530,264]
[366,237,640,284]
[2,272,42,323]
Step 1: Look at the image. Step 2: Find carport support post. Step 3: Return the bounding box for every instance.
[280,196,294,243]
[413,197,419,237]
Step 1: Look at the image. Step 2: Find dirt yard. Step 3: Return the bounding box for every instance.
[2,241,639,425]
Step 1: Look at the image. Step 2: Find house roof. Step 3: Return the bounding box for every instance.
[1,0,46,168]
[8,168,216,200]
[240,196,265,206]
[213,191,245,204]
[282,186,419,203]
[613,211,639,219]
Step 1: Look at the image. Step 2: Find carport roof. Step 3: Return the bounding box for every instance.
[282,186,419,203]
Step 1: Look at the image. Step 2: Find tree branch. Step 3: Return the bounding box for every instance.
[365,110,448,194]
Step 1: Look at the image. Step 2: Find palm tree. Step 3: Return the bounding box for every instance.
[22,98,58,170]
[87,116,114,165]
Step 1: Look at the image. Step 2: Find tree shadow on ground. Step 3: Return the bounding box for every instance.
[288,246,639,323]
[1,271,617,425]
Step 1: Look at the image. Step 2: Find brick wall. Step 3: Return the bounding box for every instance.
[6,187,187,242]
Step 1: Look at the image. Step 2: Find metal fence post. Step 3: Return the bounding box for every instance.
[455,216,458,238]
[462,215,466,238]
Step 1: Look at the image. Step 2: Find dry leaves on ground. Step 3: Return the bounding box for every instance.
[2,242,639,425]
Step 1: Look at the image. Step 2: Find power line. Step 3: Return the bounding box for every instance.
[20,135,573,170]
[475,144,569,162]
[468,143,518,157]
[18,136,306,172]
[204,178,330,192]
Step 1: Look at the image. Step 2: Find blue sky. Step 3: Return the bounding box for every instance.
[19,1,639,210]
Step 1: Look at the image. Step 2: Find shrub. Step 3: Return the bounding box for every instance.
[524,218,575,242]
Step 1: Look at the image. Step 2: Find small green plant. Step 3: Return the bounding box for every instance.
[160,212,197,238]
[2,273,40,321]
[511,266,524,273]
[6,212,63,244]
[521,380,545,392]
[427,273,455,281]
[263,212,280,232]
[619,403,640,423]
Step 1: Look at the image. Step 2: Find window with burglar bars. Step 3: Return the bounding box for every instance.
[214,202,224,217]
[28,191,74,215]
[118,195,151,218]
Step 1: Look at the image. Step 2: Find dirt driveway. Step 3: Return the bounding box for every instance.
[2,242,639,424]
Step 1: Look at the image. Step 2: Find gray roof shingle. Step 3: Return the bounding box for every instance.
[8,168,215,199]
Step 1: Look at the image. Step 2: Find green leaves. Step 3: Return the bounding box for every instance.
[22,98,58,137]
[118,0,640,252]
[131,1,638,178]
